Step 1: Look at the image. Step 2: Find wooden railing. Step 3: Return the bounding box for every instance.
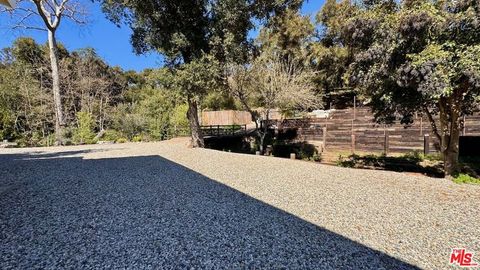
[200,125,247,137]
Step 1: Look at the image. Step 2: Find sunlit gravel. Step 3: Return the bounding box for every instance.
[1,140,479,269]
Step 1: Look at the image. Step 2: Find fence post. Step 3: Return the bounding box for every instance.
[384,131,390,156]
[353,95,356,121]
[424,134,430,155]
[323,126,327,150]
[290,153,296,160]
[420,117,423,136]
[217,125,220,136]
[351,134,356,154]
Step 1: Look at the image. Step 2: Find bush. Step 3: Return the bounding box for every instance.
[272,142,319,161]
[453,174,480,185]
[423,153,442,162]
[132,135,143,142]
[116,138,128,144]
[337,154,359,168]
[72,112,96,145]
[101,130,121,142]
[402,151,423,163]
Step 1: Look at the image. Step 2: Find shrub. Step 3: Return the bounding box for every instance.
[102,130,121,142]
[453,174,480,185]
[422,153,442,162]
[402,151,423,163]
[272,142,319,160]
[309,153,322,162]
[337,154,359,168]
[132,135,143,142]
[116,138,128,144]
[72,112,96,145]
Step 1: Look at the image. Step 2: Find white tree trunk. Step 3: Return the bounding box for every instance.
[48,29,65,144]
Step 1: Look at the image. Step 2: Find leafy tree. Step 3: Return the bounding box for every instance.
[0,38,54,145]
[258,8,315,62]
[99,0,304,147]
[1,0,88,144]
[73,111,96,144]
[312,0,357,106]
[228,52,319,153]
[61,48,125,131]
[343,0,480,176]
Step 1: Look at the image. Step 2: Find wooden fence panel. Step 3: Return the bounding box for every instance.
[201,110,252,126]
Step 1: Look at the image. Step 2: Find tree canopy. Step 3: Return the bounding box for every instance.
[99,0,306,147]
[340,0,480,175]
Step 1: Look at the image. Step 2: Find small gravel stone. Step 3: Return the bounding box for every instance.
[1,140,479,269]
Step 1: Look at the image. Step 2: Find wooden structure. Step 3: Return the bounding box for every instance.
[275,107,480,154]
[201,125,247,137]
[201,110,252,126]
[0,0,15,8]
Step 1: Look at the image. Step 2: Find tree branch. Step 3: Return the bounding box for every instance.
[423,105,441,142]
[32,0,54,31]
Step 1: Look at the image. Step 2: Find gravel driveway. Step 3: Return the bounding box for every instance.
[1,141,479,269]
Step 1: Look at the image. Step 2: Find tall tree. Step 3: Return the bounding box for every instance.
[0,38,55,145]
[312,0,357,106]
[99,0,303,147]
[343,0,480,176]
[228,52,319,153]
[257,8,315,62]
[1,0,87,144]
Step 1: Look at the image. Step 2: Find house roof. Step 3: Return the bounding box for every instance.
[0,0,15,8]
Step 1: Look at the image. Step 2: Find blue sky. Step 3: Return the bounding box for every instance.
[0,1,325,72]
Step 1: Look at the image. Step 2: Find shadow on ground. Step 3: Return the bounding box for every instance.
[0,150,419,269]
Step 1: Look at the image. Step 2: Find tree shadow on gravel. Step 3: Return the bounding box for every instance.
[12,148,120,159]
[0,151,420,269]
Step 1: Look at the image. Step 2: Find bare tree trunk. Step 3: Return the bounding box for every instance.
[259,132,266,154]
[439,98,461,177]
[260,109,271,154]
[187,97,204,148]
[442,129,460,177]
[48,29,65,145]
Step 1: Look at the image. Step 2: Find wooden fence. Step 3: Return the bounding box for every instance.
[201,110,252,126]
[274,107,480,155]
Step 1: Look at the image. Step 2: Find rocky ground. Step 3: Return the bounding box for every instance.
[1,140,479,269]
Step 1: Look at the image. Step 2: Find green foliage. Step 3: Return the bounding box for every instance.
[132,135,144,142]
[342,0,480,123]
[116,138,128,144]
[258,8,314,61]
[0,40,54,145]
[337,154,359,168]
[1,37,193,146]
[173,54,221,98]
[110,104,146,140]
[72,112,96,145]
[453,174,480,185]
[272,142,319,161]
[402,151,423,163]
[202,92,238,111]
[100,0,303,65]
[336,152,444,177]
[335,0,480,174]
[101,129,121,142]
[423,153,442,162]
[170,104,190,135]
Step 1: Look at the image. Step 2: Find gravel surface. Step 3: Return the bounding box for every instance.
[1,140,479,269]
